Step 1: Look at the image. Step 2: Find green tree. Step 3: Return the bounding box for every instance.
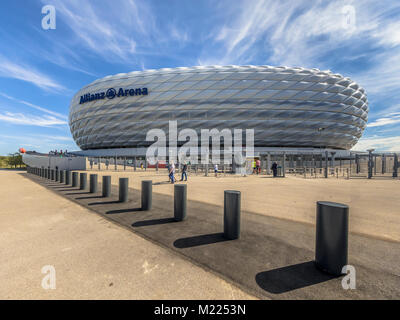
[6,152,23,168]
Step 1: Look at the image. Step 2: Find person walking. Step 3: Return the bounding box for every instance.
[169,162,176,183]
[181,163,188,181]
[271,162,278,177]
[214,163,218,177]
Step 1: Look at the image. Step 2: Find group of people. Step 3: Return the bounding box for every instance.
[167,159,279,183]
[252,159,279,177]
[168,162,188,184]
[49,149,69,156]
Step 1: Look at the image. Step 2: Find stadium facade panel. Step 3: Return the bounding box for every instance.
[69,65,368,150]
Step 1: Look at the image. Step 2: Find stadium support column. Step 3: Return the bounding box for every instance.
[134,157,136,171]
[382,154,385,174]
[330,151,336,168]
[355,154,360,174]
[267,153,271,175]
[289,155,294,170]
[367,149,374,179]
[98,157,101,170]
[114,155,117,171]
[393,153,398,178]
[282,153,286,177]
[324,151,328,178]
[124,157,126,171]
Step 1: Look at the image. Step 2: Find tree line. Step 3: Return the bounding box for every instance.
[0,153,25,168]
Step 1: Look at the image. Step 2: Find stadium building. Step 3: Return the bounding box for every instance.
[66,65,369,168]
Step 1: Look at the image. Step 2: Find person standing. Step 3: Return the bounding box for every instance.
[169,162,176,183]
[214,163,218,177]
[271,162,278,177]
[181,163,188,181]
[256,159,261,174]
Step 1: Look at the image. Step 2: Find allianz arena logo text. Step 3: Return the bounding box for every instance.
[79,87,148,104]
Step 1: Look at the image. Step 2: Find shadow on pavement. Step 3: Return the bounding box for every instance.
[88,200,121,206]
[132,217,177,227]
[65,191,91,195]
[255,261,339,294]
[152,181,172,185]
[173,232,229,248]
[107,207,142,214]
[76,195,104,200]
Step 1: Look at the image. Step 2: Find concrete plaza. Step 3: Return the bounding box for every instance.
[0,170,254,299]
[1,168,399,299]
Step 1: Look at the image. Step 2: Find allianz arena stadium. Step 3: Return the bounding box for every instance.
[69,65,368,157]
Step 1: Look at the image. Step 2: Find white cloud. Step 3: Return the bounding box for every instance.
[0,55,66,92]
[0,92,67,120]
[43,0,157,63]
[368,113,400,127]
[352,135,400,152]
[0,112,67,127]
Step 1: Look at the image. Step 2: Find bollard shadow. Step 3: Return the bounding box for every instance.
[255,261,340,294]
[65,191,91,195]
[48,185,72,189]
[76,195,104,200]
[152,181,172,185]
[57,188,80,192]
[89,200,121,206]
[132,217,177,227]
[107,207,142,214]
[173,232,229,249]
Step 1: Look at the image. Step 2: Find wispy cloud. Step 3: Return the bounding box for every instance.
[0,55,66,92]
[202,0,400,82]
[0,112,67,127]
[0,133,76,154]
[0,92,67,120]
[43,0,157,63]
[368,113,400,127]
[352,135,400,152]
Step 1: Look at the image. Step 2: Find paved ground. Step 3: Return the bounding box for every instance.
[21,170,400,299]
[84,167,400,241]
[0,170,255,299]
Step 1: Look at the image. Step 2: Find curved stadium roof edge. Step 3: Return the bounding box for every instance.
[69,65,369,151]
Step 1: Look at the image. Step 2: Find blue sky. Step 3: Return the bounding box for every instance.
[0,0,400,155]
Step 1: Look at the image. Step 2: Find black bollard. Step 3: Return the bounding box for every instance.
[72,172,79,187]
[315,201,349,275]
[90,174,98,193]
[119,178,129,202]
[60,170,65,183]
[223,190,241,240]
[141,180,152,211]
[65,170,71,185]
[102,176,111,197]
[80,173,87,190]
[174,184,187,221]
[51,169,55,181]
[55,170,59,182]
